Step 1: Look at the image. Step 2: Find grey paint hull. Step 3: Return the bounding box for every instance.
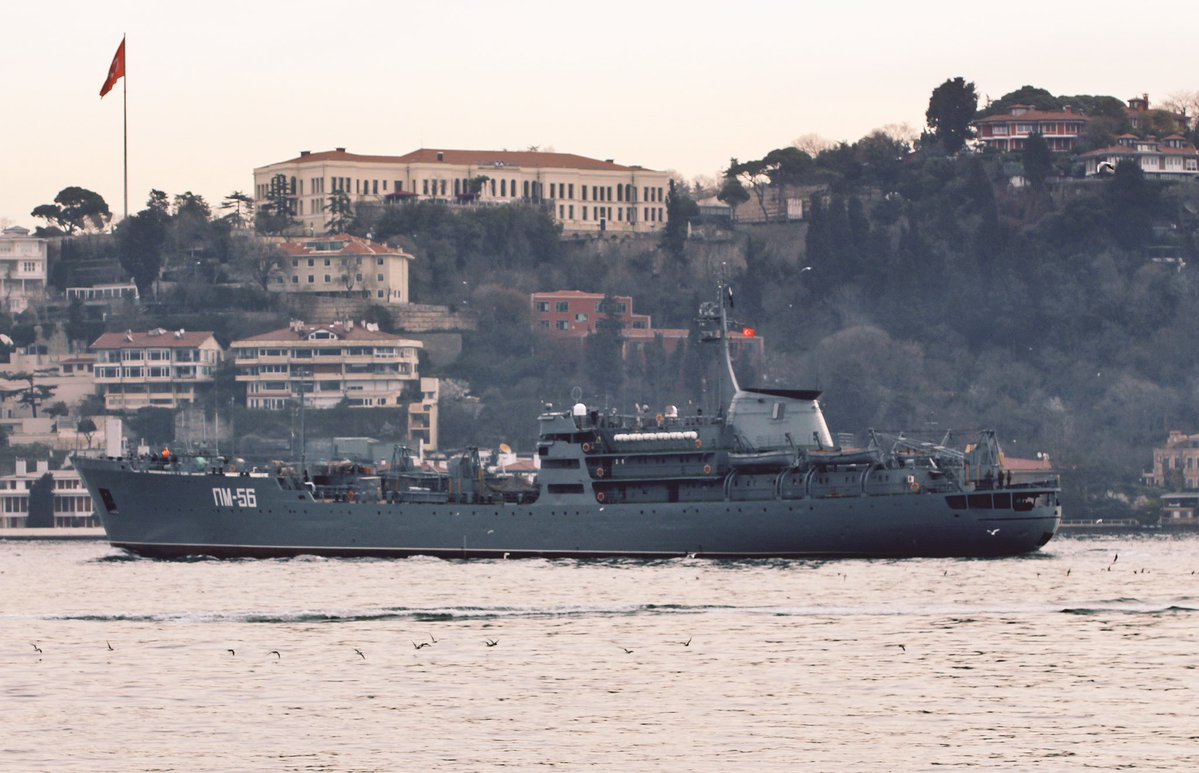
[75,458,1060,559]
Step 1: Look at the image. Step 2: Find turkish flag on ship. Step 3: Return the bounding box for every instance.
[99,37,125,98]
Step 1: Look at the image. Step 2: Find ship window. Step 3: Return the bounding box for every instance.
[542,459,580,469]
[945,495,967,510]
[547,483,584,494]
[967,494,993,509]
[1013,494,1036,512]
[772,402,785,420]
[992,493,1012,509]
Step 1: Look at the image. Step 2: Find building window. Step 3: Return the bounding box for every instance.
[556,301,569,312]
[556,320,570,330]
[535,301,549,312]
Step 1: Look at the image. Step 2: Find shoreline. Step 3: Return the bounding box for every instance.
[0,527,107,541]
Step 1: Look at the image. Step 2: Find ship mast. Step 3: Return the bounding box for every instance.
[700,270,742,412]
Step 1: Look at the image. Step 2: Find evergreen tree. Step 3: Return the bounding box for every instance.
[926,77,978,154]
[25,472,55,528]
[1022,133,1053,189]
[584,294,626,401]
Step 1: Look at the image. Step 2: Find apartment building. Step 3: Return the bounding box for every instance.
[231,320,422,410]
[253,147,672,235]
[972,105,1091,153]
[0,226,48,313]
[272,234,413,304]
[90,329,222,411]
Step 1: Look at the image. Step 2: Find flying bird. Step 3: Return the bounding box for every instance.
[106,640,114,651]
[269,650,281,659]
[227,649,236,657]
[412,641,430,650]
[354,648,365,660]
[682,636,692,647]
[485,639,498,647]
[30,643,42,654]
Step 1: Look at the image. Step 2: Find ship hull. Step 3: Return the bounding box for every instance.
[75,457,1060,560]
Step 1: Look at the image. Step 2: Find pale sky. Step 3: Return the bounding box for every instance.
[3,0,1195,227]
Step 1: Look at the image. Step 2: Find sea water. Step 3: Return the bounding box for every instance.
[1,535,1197,771]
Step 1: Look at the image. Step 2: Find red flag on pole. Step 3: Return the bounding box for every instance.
[100,37,125,98]
[741,327,756,338]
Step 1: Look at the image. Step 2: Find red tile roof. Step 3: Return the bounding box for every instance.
[1080,143,1199,158]
[91,330,216,349]
[973,110,1090,124]
[274,148,654,173]
[278,234,410,258]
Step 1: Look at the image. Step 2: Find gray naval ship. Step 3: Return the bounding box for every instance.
[73,286,1060,560]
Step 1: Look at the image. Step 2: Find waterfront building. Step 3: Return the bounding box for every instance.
[0,459,96,528]
[90,329,222,411]
[0,226,48,313]
[1160,493,1199,527]
[231,320,422,410]
[253,147,672,235]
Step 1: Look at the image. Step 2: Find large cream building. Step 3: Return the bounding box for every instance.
[253,148,672,235]
[231,321,423,410]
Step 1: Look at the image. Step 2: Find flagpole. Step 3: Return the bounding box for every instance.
[122,33,128,221]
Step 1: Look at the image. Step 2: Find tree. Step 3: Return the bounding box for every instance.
[983,85,1061,116]
[584,294,626,400]
[219,191,255,229]
[77,417,98,448]
[926,77,978,154]
[326,191,354,234]
[10,372,56,418]
[1022,133,1053,189]
[726,158,772,222]
[25,472,55,527]
[661,180,698,260]
[716,176,750,221]
[30,187,112,234]
[245,241,288,292]
[116,190,171,296]
[44,401,69,419]
[256,173,297,235]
